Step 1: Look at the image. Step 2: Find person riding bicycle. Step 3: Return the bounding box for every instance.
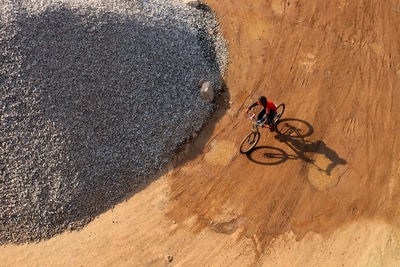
[246,96,277,130]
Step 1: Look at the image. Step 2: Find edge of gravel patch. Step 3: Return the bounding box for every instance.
[0,0,229,244]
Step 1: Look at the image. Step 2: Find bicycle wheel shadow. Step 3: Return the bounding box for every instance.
[246,118,347,176]
[246,146,292,165]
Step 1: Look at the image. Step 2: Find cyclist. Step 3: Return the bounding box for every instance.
[246,96,277,130]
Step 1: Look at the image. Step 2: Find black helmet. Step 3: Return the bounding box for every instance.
[258,96,267,105]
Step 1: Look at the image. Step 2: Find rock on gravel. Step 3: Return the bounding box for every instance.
[200,81,214,102]
[0,0,228,244]
[184,0,202,8]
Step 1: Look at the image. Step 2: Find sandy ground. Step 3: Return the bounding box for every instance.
[2,0,400,266]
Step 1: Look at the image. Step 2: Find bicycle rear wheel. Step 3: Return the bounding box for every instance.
[273,103,285,125]
[239,131,260,154]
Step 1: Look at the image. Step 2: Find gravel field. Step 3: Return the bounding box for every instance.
[0,0,228,244]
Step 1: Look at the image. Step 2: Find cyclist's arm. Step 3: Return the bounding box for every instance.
[246,102,258,113]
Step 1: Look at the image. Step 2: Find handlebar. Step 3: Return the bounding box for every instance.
[247,113,268,128]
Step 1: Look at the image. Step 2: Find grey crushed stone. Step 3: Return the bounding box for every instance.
[0,0,228,244]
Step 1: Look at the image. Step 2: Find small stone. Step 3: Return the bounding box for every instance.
[200,81,214,102]
[166,255,173,262]
[172,220,176,224]
[183,0,201,8]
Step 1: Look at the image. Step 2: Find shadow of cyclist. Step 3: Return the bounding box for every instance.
[274,121,347,176]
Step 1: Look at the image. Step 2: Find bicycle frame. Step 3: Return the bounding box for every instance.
[247,113,269,130]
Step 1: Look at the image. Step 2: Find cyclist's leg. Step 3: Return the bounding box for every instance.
[267,110,277,125]
[257,108,266,121]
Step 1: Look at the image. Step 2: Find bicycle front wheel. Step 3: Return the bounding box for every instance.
[239,131,260,154]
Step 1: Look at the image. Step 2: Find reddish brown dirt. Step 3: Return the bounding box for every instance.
[168,0,400,261]
[1,0,400,266]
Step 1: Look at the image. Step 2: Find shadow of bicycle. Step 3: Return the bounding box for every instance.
[275,118,347,176]
[246,118,347,176]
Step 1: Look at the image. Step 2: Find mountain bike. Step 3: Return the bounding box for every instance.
[239,103,285,154]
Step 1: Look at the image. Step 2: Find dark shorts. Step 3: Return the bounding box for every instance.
[257,109,277,125]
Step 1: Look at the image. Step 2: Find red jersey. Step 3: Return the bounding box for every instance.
[249,100,276,113]
[264,100,277,113]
